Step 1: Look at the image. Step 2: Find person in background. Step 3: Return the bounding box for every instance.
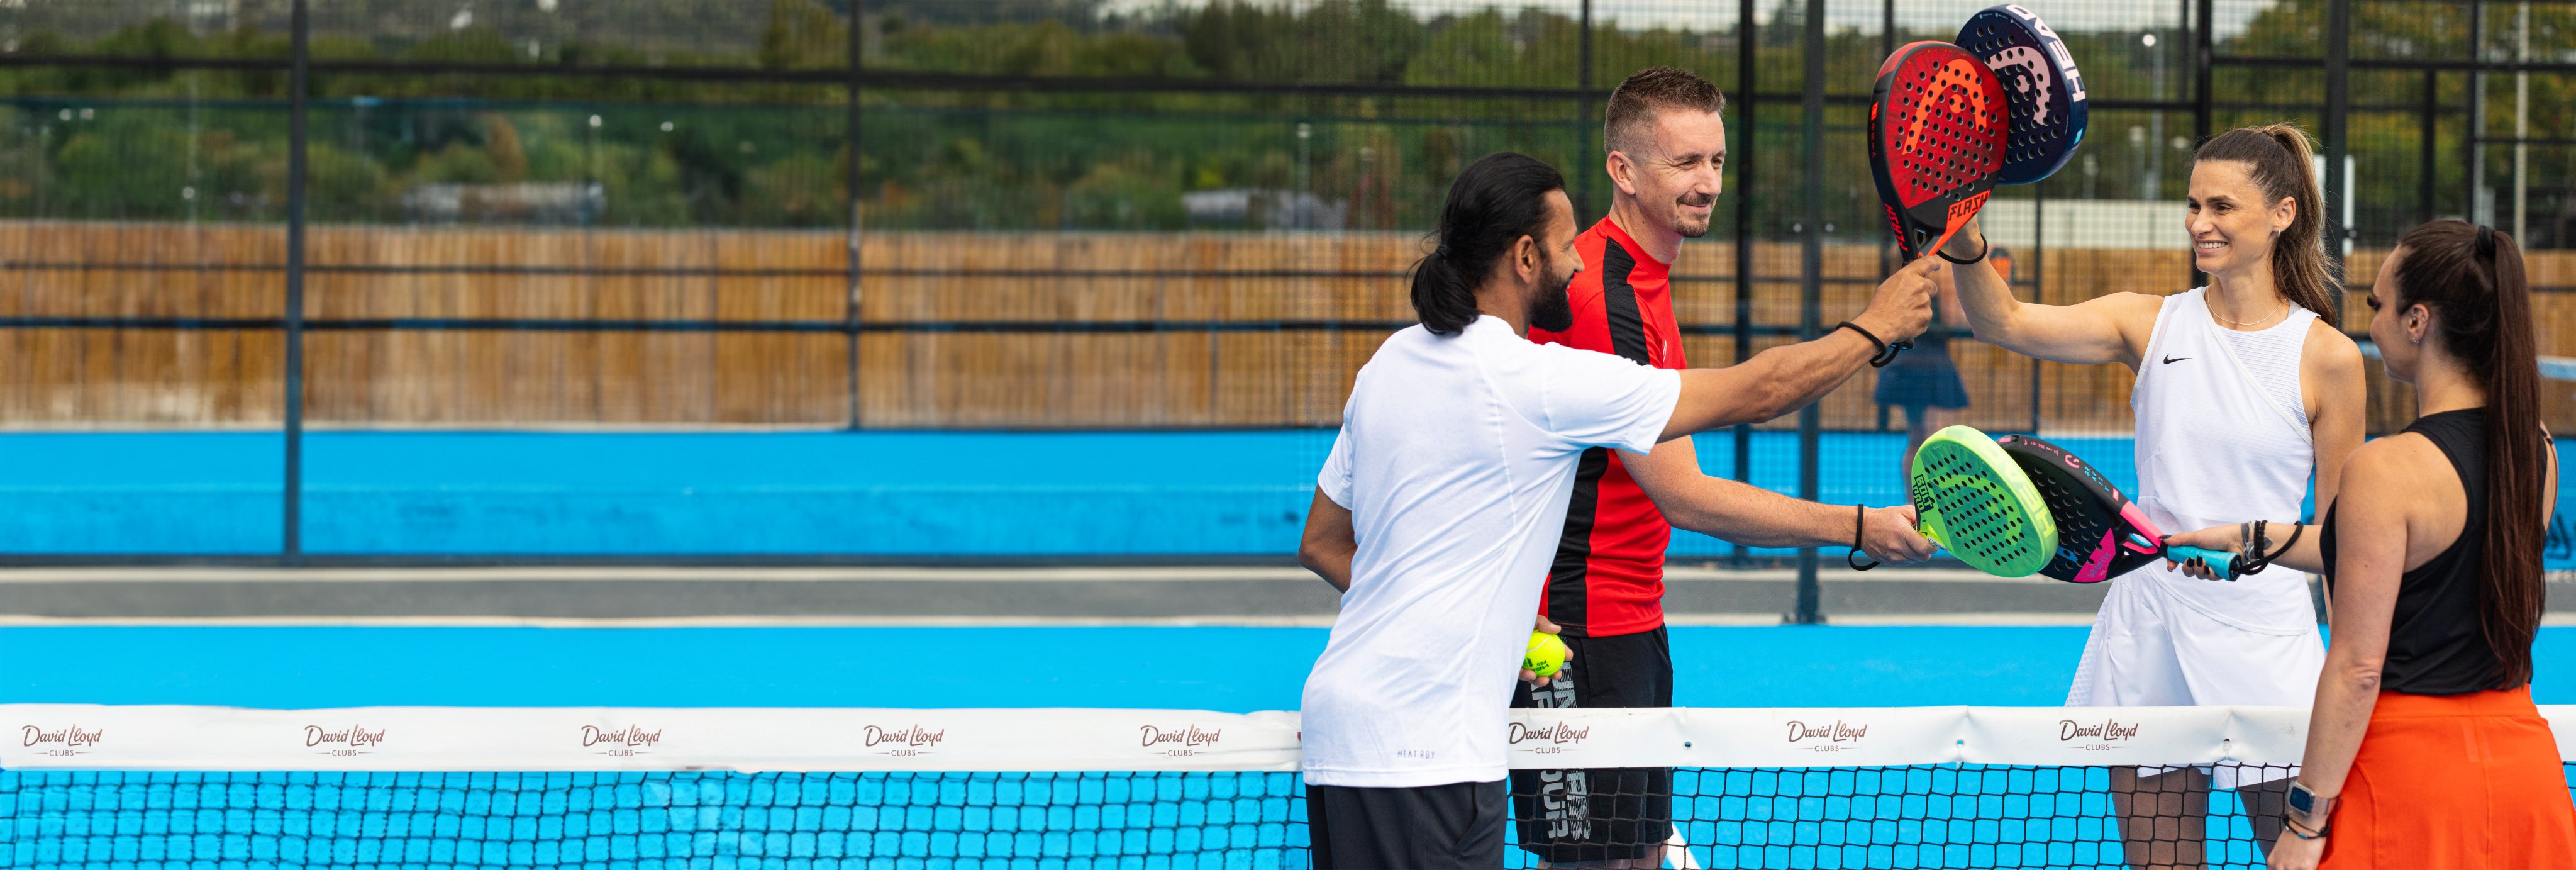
[1876,246,2012,482]
[2166,221,2575,869]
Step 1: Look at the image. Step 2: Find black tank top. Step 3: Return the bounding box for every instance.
[2321,408,2513,695]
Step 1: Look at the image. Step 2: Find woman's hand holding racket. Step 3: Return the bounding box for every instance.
[2159,525,2248,581]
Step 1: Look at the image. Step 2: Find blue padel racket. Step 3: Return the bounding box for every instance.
[1996,434,2243,582]
[1869,41,2010,262]
[1959,4,2089,186]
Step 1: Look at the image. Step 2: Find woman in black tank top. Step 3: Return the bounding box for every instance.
[2162,221,2572,869]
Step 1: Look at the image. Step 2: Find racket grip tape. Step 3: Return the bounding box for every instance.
[2165,545,2238,581]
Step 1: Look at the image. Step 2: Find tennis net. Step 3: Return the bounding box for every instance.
[6,705,2572,869]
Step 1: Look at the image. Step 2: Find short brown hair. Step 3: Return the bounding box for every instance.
[1604,66,1726,156]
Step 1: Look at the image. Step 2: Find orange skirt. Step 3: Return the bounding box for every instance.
[2321,685,2576,869]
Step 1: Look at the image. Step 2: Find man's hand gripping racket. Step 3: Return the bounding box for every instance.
[1852,424,2057,577]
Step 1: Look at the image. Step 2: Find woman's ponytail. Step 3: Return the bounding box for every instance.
[2391,220,2546,687]
[1411,153,1568,336]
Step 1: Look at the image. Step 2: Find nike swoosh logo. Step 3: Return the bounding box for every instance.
[2163,356,2190,364]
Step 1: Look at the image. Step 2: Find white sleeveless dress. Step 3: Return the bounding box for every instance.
[2065,287,2328,709]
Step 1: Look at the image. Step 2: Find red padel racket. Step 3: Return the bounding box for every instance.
[1960,4,2089,186]
[1869,40,2009,262]
[1995,434,2245,582]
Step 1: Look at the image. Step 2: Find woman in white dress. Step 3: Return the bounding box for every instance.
[1940,124,2369,868]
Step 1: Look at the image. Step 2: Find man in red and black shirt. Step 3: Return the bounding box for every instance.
[1509,66,1941,868]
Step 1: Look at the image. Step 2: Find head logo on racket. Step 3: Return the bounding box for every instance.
[1960,4,2090,186]
[1868,42,2009,261]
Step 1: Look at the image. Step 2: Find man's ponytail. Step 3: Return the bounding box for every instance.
[1411,153,1568,336]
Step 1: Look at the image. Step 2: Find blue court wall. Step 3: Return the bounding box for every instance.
[1,430,2565,560]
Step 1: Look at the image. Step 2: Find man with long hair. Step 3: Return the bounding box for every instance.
[1292,152,1940,865]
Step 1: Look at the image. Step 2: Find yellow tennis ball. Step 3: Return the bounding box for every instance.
[1523,631,1569,678]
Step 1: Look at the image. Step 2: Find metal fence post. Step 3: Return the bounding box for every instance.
[2422,69,2439,226]
[847,0,865,430]
[2324,0,2352,277]
[283,0,309,564]
[2192,0,2214,291]
[2030,184,2045,434]
[1731,0,1756,565]
[1575,0,1594,220]
[1792,0,1825,625]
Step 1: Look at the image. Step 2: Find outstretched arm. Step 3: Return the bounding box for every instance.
[1661,255,1941,441]
[1622,437,1938,565]
[1940,217,2163,368]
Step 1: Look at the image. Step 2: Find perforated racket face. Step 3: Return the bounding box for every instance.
[1959,4,2090,185]
[1997,435,2162,584]
[1909,426,2056,577]
[1870,42,2009,260]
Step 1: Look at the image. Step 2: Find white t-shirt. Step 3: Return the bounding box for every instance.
[1301,315,1682,788]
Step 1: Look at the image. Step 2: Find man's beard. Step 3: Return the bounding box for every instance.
[1672,195,1716,238]
[1528,267,1576,333]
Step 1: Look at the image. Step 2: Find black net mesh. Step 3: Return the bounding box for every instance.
[11,764,2567,867]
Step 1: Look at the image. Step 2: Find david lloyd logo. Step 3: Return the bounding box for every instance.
[1506,721,1592,756]
[21,725,103,757]
[2059,718,2143,750]
[1139,725,1223,757]
[306,724,388,757]
[1785,720,1869,752]
[580,725,663,757]
[863,725,945,757]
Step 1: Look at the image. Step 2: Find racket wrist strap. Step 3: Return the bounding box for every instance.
[1833,321,1906,369]
[1847,503,1878,571]
[1935,233,1990,265]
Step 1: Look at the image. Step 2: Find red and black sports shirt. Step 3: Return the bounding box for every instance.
[1527,217,1687,639]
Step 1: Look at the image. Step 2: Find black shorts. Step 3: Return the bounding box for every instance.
[1305,779,1506,869]
[1509,625,1674,864]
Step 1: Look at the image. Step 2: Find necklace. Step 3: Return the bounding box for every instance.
[2211,299,2287,328]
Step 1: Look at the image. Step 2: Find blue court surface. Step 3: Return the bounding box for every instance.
[13,429,2572,560]
[12,625,2576,710]
[0,430,2063,556]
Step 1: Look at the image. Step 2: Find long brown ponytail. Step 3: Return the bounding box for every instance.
[2391,220,2545,687]
[2194,125,2340,319]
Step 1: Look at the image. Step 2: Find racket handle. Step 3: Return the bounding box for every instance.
[2165,545,2238,581]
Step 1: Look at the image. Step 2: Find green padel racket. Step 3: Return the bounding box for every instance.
[1904,425,2058,577]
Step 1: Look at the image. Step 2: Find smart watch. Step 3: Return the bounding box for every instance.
[2285,780,2336,836]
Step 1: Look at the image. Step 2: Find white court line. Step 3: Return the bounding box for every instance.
[0,566,1324,583]
[0,613,2114,628]
[0,613,1343,628]
[0,566,2017,584]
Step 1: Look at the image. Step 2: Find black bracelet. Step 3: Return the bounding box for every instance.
[2238,521,2304,577]
[1848,503,1879,571]
[1833,321,1911,368]
[1936,234,1990,265]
